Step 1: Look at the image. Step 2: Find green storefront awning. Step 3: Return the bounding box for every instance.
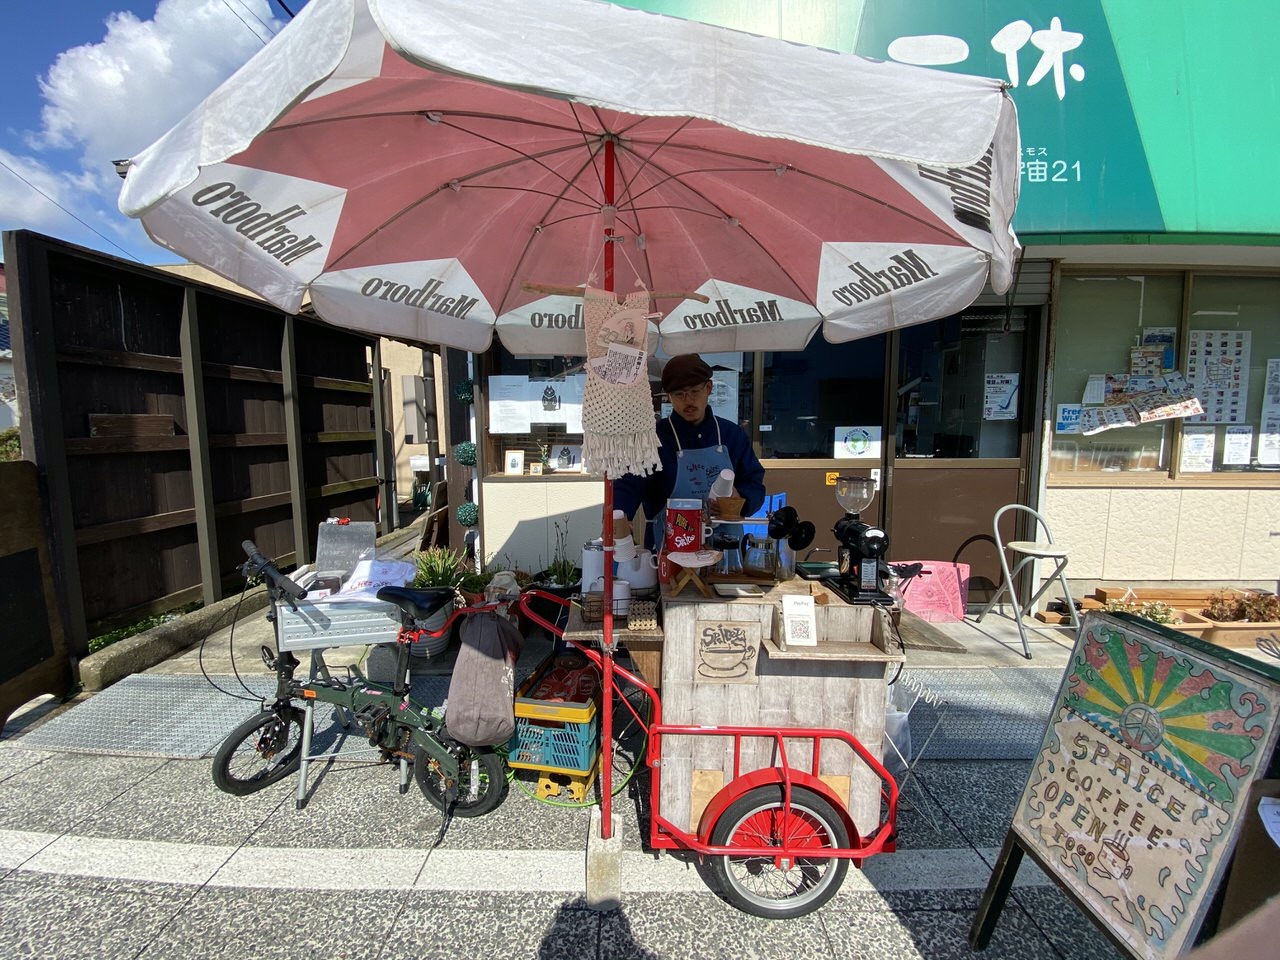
[616,0,1279,239]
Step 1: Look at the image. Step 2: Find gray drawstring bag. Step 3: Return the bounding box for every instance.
[446,611,522,747]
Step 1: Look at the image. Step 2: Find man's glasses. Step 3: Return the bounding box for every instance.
[668,384,709,403]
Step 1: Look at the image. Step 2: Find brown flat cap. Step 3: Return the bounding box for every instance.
[661,354,713,392]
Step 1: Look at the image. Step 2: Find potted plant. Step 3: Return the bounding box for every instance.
[521,517,581,633]
[1199,590,1280,649]
[458,569,495,605]
[409,546,465,656]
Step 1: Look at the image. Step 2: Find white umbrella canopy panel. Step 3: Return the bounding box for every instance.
[117,0,1021,356]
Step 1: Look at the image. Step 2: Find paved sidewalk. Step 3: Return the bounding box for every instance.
[0,597,1120,960]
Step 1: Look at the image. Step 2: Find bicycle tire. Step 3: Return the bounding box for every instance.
[414,744,507,818]
[212,707,304,796]
[702,785,850,919]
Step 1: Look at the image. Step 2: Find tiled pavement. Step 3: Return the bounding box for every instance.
[0,605,1125,960]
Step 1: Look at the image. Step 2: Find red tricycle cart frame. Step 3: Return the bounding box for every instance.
[519,589,899,918]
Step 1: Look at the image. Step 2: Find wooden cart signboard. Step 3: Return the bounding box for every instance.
[972,611,1280,960]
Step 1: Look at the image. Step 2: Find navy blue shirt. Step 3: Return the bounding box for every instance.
[613,407,766,542]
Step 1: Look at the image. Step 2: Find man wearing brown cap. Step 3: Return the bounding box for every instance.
[613,354,766,551]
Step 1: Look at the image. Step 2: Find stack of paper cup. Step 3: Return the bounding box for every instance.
[709,469,735,500]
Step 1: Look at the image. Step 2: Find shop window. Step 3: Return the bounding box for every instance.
[482,347,586,476]
[759,337,886,459]
[895,311,1023,460]
[1050,275,1182,475]
[1182,275,1280,474]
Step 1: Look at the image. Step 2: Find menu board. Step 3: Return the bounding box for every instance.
[974,613,1280,960]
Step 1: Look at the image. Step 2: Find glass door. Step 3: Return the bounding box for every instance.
[887,308,1037,602]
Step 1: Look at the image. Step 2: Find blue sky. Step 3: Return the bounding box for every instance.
[1,1,305,265]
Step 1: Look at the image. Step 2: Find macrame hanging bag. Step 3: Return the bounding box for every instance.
[580,286,661,479]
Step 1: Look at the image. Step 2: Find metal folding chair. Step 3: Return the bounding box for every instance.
[975,503,1080,659]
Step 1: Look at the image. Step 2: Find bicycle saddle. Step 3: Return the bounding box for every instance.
[376,585,455,621]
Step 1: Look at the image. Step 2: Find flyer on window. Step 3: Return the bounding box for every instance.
[1141,326,1177,370]
[1180,425,1217,472]
[1259,359,1280,465]
[487,375,535,433]
[1223,426,1253,465]
[1186,330,1250,424]
[983,373,1018,420]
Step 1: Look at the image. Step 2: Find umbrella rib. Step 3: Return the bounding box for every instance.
[625,137,962,242]
[327,136,597,269]
[616,144,816,307]
[492,143,617,315]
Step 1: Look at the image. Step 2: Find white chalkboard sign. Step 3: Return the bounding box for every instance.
[972,611,1280,960]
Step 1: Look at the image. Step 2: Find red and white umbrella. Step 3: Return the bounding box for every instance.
[118,0,1020,357]
[116,0,1022,838]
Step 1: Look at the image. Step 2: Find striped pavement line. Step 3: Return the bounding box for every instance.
[0,829,1051,894]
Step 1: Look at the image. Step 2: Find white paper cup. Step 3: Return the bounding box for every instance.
[614,534,637,562]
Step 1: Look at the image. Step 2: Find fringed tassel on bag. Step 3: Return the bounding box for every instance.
[582,432,661,479]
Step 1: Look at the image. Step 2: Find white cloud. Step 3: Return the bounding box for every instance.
[35,0,282,186]
[2,0,283,260]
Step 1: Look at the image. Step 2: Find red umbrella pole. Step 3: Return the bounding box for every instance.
[599,135,616,840]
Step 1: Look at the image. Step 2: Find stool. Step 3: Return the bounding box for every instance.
[975,504,1080,659]
[670,565,713,598]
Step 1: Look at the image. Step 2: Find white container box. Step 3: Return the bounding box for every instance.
[276,568,402,651]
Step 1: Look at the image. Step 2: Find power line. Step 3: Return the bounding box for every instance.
[0,156,142,263]
[274,0,296,17]
[220,0,273,44]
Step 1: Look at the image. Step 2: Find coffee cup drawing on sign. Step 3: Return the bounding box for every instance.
[697,622,757,680]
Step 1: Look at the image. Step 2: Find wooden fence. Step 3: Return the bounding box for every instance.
[4,231,386,657]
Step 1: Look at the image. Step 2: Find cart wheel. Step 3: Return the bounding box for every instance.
[702,784,849,919]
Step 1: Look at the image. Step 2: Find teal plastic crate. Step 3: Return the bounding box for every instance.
[508,714,599,774]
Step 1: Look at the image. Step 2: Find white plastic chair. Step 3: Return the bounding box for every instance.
[975,504,1080,659]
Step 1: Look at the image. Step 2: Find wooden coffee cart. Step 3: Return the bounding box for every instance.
[562,577,902,840]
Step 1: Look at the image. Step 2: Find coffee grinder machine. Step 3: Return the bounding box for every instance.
[824,476,891,604]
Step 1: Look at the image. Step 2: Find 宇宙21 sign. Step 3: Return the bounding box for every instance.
[695,619,762,684]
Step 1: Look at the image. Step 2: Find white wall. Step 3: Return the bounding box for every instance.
[480,478,606,574]
[1045,486,1280,583]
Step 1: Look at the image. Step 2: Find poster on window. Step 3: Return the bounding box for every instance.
[488,376,536,433]
[1180,425,1216,472]
[1056,404,1082,434]
[983,373,1019,420]
[1223,426,1253,466]
[1186,330,1250,424]
[1141,327,1177,370]
[833,426,881,459]
[1259,359,1280,465]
